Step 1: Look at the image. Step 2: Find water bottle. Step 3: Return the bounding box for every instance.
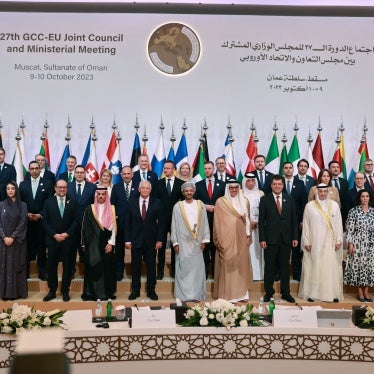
[269,298,275,316]
[258,297,265,315]
[96,299,102,316]
[106,299,113,321]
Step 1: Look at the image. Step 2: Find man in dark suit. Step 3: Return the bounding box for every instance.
[125,180,164,301]
[42,179,78,302]
[67,165,96,269]
[0,147,17,201]
[132,154,158,194]
[363,158,374,193]
[111,165,138,281]
[252,154,273,194]
[155,160,184,279]
[345,172,373,214]
[259,174,298,303]
[59,155,77,182]
[329,160,349,222]
[19,161,53,280]
[294,158,316,193]
[25,154,56,185]
[283,162,308,282]
[194,161,225,278]
[214,157,235,183]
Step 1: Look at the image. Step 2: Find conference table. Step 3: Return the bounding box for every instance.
[0,310,373,373]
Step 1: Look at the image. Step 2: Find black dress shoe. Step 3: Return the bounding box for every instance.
[62,293,70,302]
[156,274,164,280]
[39,273,47,281]
[128,291,140,300]
[263,294,273,302]
[43,292,56,302]
[365,297,373,302]
[117,273,124,281]
[333,298,339,303]
[281,294,296,303]
[147,292,159,301]
[307,298,314,302]
[110,295,117,300]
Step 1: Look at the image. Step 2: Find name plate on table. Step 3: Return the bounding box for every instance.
[273,309,318,328]
[131,309,176,328]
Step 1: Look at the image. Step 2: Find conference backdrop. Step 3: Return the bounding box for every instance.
[0,4,373,178]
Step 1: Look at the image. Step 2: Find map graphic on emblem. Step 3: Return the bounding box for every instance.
[148,23,201,75]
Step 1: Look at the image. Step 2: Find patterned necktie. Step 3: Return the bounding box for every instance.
[77,183,82,200]
[59,197,64,217]
[287,180,291,195]
[125,183,130,200]
[276,195,282,214]
[208,179,213,199]
[220,173,224,181]
[166,178,172,195]
[68,172,73,182]
[141,199,147,220]
[142,171,146,181]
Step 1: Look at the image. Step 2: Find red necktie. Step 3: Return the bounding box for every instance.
[208,179,213,199]
[141,200,147,220]
[370,175,374,190]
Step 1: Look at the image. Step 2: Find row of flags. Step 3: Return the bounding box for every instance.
[4,123,370,189]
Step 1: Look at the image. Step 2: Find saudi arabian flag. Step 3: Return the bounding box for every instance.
[265,133,280,174]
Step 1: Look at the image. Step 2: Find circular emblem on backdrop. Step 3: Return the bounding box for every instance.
[148,23,201,75]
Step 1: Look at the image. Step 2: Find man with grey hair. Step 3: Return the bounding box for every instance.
[171,182,210,301]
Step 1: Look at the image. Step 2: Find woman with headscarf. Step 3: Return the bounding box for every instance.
[242,172,264,281]
[213,180,252,302]
[0,181,28,300]
[299,183,344,302]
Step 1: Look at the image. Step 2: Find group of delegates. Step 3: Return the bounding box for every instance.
[1,143,373,305]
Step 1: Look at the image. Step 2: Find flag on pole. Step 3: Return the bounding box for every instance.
[167,144,175,164]
[192,143,205,182]
[12,127,27,184]
[101,131,122,184]
[40,134,51,169]
[224,134,236,177]
[151,131,166,178]
[265,132,280,174]
[348,139,370,188]
[332,134,347,179]
[238,132,257,182]
[82,134,99,184]
[288,134,300,171]
[311,132,324,179]
[279,144,288,174]
[55,143,70,180]
[130,132,141,172]
[175,132,188,169]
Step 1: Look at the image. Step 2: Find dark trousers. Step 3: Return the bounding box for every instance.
[47,245,72,294]
[157,230,175,277]
[131,246,156,293]
[115,231,125,277]
[203,223,216,278]
[264,241,291,296]
[26,220,46,275]
[291,229,303,280]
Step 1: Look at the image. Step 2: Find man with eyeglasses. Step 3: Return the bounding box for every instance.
[346,172,374,214]
[0,147,16,201]
[363,159,374,193]
[214,157,235,184]
[19,161,53,280]
[42,180,78,302]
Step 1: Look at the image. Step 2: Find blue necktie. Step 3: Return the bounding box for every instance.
[287,181,291,195]
[77,183,82,200]
[259,171,264,187]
